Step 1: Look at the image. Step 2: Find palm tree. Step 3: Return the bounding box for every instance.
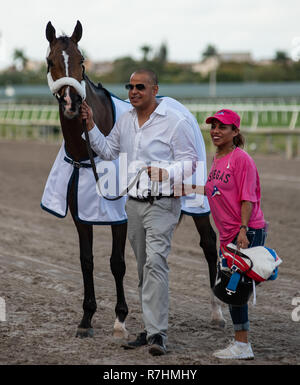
[140,45,152,62]
[13,48,28,71]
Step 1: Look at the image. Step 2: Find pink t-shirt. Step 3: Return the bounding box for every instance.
[205,147,265,244]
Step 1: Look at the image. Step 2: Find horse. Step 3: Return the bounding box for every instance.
[43,20,225,339]
[44,20,129,339]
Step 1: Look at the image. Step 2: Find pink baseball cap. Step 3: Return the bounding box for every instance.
[206,109,240,128]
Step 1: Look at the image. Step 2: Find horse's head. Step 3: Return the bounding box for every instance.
[46,21,86,119]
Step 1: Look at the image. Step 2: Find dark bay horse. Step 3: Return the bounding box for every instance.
[45,20,128,339]
[44,20,225,338]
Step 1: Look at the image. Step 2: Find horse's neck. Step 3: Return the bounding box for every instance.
[60,80,114,161]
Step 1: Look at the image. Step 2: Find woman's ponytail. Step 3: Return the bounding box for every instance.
[233,128,245,148]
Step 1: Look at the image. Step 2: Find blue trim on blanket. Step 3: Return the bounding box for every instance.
[40,202,66,218]
[42,147,127,225]
[109,92,131,104]
[40,166,76,219]
[109,92,130,124]
[76,218,128,225]
[181,210,210,217]
[72,163,127,225]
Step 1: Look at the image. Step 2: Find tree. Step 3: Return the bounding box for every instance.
[140,45,152,61]
[202,44,218,60]
[13,48,28,71]
[156,42,168,65]
[274,50,289,63]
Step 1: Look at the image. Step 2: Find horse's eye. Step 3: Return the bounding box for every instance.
[80,57,84,64]
[47,58,54,67]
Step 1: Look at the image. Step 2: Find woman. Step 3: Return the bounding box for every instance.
[203,109,266,360]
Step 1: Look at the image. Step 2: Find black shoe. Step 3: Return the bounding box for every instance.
[122,332,147,350]
[148,334,167,356]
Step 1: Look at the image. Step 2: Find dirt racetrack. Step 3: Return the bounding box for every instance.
[0,140,299,366]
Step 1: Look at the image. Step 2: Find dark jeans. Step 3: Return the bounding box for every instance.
[229,227,267,331]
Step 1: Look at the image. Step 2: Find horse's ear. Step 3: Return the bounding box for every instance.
[70,20,82,43]
[46,21,57,45]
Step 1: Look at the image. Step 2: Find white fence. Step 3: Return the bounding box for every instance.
[1,104,300,158]
[186,104,300,159]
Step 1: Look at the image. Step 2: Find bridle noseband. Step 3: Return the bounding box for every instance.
[47,72,86,101]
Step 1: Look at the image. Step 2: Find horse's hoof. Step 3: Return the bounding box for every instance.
[76,327,94,338]
[113,319,129,340]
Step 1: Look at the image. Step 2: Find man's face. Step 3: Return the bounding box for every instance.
[127,73,158,110]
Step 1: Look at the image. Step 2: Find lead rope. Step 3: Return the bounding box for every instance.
[82,119,148,200]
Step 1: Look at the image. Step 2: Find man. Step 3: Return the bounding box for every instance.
[80,69,198,356]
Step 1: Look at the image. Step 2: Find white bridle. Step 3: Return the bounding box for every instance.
[47,72,86,100]
[46,46,86,100]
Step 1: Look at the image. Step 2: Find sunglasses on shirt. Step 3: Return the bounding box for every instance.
[125,83,146,91]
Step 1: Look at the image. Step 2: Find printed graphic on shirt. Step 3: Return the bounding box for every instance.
[207,168,231,184]
[211,186,221,197]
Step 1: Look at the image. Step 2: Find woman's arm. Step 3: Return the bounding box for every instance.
[174,184,205,197]
[236,200,253,249]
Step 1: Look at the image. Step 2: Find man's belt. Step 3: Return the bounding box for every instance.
[129,193,174,205]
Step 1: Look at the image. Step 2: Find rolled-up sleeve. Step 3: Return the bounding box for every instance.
[82,122,121,160]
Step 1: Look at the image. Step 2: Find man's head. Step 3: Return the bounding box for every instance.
[126,69,159,110]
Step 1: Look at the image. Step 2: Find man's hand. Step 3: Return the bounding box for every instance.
[147,166,169,182]
[80,101,95,131]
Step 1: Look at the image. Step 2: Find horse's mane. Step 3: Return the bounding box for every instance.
[84,74,111,100]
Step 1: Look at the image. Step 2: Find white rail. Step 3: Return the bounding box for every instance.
[0,104,300,158]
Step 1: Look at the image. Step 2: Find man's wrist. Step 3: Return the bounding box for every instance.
[239,225,249,232]
[88,121,95,131]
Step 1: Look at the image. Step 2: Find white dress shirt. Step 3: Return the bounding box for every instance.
[85,98,198,198]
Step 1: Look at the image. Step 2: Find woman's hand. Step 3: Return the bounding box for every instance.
[236,228,250,250]
[80,101,95,131]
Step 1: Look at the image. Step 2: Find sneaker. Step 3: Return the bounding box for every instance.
[121,332,147,350]
[212,340,254,360]
[148,334,167,356]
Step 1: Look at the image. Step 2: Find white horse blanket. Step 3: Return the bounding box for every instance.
[41,95,210,224]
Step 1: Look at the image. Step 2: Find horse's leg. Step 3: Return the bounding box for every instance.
[110,222,129,339]
[68,183,96,338]
[192,215,226,328]
[74,221,97,338]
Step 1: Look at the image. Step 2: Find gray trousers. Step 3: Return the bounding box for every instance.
[126,197,181,342]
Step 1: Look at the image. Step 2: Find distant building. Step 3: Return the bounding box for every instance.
[218,52,252,63]
[26,60,44,71]
[192,56,219,76]
[89,61,114,76]
[192,52,253,76]
[256,59,274,66]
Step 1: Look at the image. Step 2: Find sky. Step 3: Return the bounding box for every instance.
[0,0,300,69]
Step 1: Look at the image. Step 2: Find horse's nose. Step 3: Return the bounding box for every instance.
[63,88,72,111]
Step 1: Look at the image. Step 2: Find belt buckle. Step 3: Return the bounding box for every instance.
[231,264,239,273]
[73,161,81,169]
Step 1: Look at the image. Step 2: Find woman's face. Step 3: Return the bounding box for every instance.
[210,119,238,148]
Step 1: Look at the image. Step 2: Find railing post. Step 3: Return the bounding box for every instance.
[286,110,299,159]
